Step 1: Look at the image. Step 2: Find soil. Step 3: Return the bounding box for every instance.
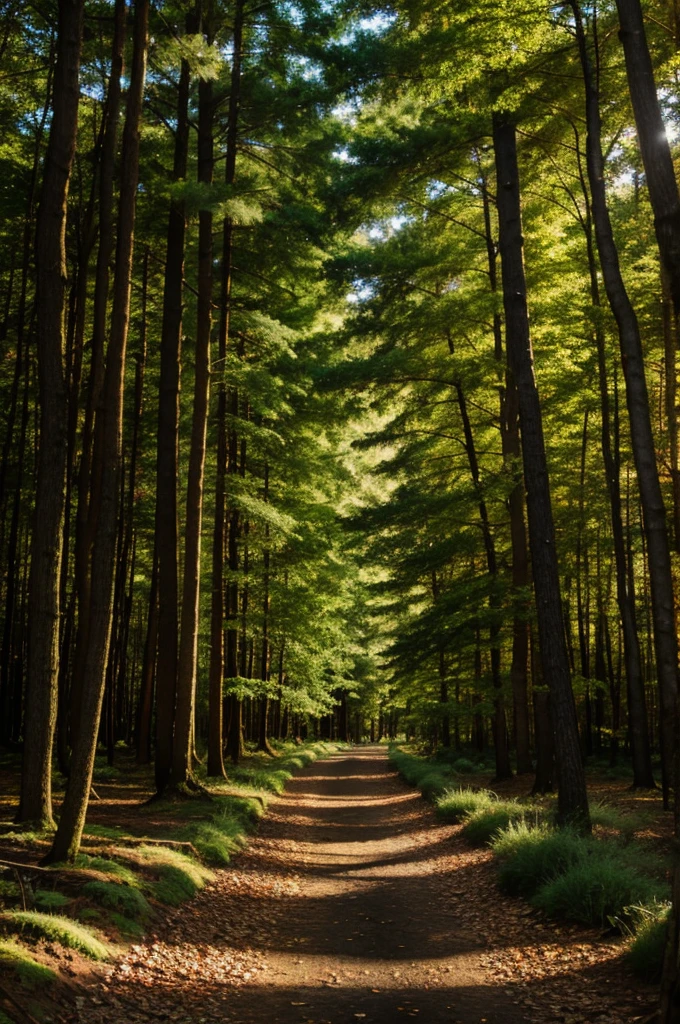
[66,747,657,1024]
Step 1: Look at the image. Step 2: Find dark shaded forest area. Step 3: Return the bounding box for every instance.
[1,0,680,1019]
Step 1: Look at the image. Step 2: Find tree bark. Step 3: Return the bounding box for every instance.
[154,44,191,796]
[173,64,214,787]
[615,0,680,311]
[70,0,127,744]
[208,0,244,777]
[481,170,532,774]
[453,374,512,780]
[19,0,84,827]
[47,0,149,862]
[493,111,590,828]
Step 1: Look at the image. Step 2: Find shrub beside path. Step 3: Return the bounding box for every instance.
[74,748,655,1024]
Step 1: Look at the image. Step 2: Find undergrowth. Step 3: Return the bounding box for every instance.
[0,738,334,986]
[390,744,670,980]
[624,902,671,982]
[0,940,57,986]
[1,911,110,959]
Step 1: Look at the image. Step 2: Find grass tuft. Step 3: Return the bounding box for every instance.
[74,854,138,886]
[461,803,528,846]
[34,890,70,911]
[492,821,585,898]
[0,940,57,987]
[436,786,496,822]
[82,881,150,920]
[625,902,671,982]
[532,852,664,928]
[1,911,110,959]
[589,803,647,837]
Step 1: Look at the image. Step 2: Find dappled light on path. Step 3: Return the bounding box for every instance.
[76,749,651,1024]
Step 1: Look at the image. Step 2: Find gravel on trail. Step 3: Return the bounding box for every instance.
[77,748,652,1024]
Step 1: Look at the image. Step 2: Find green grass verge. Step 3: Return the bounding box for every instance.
[389,747,459,800]
[135,846,214,906]
[0,739,335,974]
[1,911,110,960]
[392,743,671,978]
[0,940,57,987]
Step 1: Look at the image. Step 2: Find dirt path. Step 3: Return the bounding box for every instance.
[81,748,649,1024]
[81,749,522,1023]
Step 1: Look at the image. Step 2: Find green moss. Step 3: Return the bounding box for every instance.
[82,881,150,919]
[77,907,101,922]
[0,880,20,902]
[34,890,70,911]
[74,854,138,886]
[137,847,213,907]
[109,912,145,938]
[0,940,57,987]
[1,911,110,960]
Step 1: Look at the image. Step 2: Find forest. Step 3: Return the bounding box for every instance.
[0,0,680,1019]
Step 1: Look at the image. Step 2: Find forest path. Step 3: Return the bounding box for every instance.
[86,747,528,1024]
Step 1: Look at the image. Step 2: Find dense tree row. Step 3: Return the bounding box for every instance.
[1,0,680,1014]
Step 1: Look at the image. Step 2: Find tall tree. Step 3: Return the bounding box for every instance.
[493,111,590,829]
[18,0,84,827]
[571,0,679,806]
[48,0,150,862]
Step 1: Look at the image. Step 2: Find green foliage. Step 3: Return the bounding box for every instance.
[625,903,671,982]
[109,912,146,939]
[532,853,664,928]
[435,787,498,822]
[1,911,110,959]
[34,890,70,911]
[461,804,528,846]
[74,855,138,886]
[82,882,151,920]
[0,940,57,987]
[389,746,457,798]
[136,848,213,907]
[492,821,586,898]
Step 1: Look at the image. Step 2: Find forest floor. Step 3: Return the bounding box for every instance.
[0,747,664,1024]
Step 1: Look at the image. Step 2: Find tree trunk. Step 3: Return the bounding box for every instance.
[573,132,656,787]
[70,0,127,743]
[481,170,532,774]
[154,45,191,796]
[47,0,149,862]
[173,63,214,788]
[616,0,680,311]
[208,0,244,778]
[453,374,511,780]
[19,0,84,827]
[493,111,589,828]
[573,1,678,804]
